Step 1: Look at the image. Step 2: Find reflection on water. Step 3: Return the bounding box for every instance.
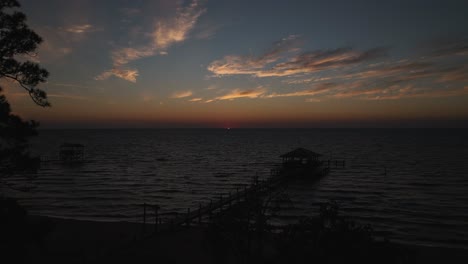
[7,128,468,249]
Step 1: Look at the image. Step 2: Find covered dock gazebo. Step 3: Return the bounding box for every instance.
[59,143,84,163]
[280,148,322,167]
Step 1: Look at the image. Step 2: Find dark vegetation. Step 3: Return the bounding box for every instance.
[0,0,49,107]
[206,191,413,264]
[0,0,51,262]
[0,0,47,180]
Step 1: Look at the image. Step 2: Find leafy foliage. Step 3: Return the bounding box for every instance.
[275,201,412,264]
[0,91,39,178]
[0,0,49,107]
[206,197,412,264]
[0,0,46,179]
[0,1,51,261]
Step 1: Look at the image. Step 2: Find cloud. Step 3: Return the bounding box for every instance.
[171,90,193,98]
[283,76,332,84]
[342,61,433,80]
[36,22,101,61]
[97,0,205,82]
[265,83,336,98]
[205,84,217,90]
[362,85,468,100]
[322,80,468,101]
[206,34,468,103]
[189,97,203,102]
[215,87,267,100]
[202,76,468,104]
[259,47,387,77]
[35,27,73,61]
[207,35,302,76]
[437,66,468,83]
[64,24,95,34]
[110,47,156,66]
[425,37,468,58]
[95,68,139,83]
[332,87,387,99]
[207,36,386,77]
[152,1,205,51]
[194,23,222,39]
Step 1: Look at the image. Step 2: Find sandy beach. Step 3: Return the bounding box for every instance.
[22,215,215,264]
[17,215,467,264]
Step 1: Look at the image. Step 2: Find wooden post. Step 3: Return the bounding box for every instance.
[236,188,239,202]
[142,203,147,234]
[244,186,247,201]
[228,192,232,208]
[209,199,213,219]
[154,205,159,233]
[198,203,202,224]
[186,208,190,226]
[219,194,223,211]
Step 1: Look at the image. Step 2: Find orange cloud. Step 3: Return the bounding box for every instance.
[215,87,267,100]
[97,0,205,82]
[208,38,385,78]
[266,83,336,98]
[437,66,468,83]
[171,90,193,98]
[207,35,302,76]
[95,68,139,83]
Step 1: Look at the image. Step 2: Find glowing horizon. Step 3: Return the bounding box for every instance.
[3,0,468,128]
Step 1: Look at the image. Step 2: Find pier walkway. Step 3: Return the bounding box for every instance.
[140,159,345,234]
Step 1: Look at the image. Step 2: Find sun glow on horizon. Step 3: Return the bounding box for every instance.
[3,0,467,128]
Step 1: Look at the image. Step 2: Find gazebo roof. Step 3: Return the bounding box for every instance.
[280,148,322,159]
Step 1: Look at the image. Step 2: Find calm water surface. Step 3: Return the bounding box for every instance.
[6,129,468,249]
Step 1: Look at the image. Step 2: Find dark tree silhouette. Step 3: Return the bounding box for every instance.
[0,2,51,262]
[0,0,47,178]
[0,93,39,177]
[0,0,49,107]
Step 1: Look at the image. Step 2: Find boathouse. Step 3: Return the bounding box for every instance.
[280,148,322,168]
[59,143,84,163]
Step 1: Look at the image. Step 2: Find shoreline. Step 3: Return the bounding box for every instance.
[26,215,213,264]
[22,215,468,264]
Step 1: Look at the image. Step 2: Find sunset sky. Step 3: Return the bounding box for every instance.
[3,0,468,128]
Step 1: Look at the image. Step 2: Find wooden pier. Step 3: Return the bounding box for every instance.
[141,156,345,234]
[40,143,86,164]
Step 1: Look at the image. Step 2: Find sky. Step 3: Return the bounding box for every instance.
[2,0,468,128]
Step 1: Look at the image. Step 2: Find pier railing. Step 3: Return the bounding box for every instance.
[140,159,345,235]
